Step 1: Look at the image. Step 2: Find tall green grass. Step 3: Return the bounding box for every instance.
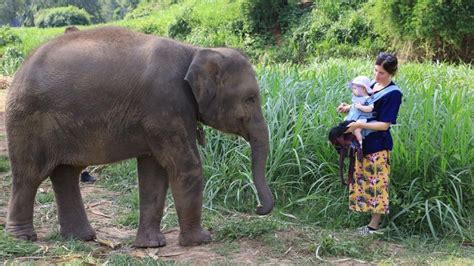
[199,59,473,239]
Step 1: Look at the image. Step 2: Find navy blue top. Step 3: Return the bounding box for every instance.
[363,81,403,155]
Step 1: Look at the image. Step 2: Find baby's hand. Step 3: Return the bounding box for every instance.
[354,102,363,110]
[337,103,351,113]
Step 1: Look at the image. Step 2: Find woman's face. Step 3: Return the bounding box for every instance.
[374,64,392,85]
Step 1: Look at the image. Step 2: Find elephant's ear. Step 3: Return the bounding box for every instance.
[185,49,223,115]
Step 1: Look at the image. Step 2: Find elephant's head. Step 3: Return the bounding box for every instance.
[185,48,273,215]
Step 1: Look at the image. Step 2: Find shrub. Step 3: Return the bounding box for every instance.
[0,46,24,76]
[370,0,474,62]
[241,0,290,34]
[125,0,177,19]
[168,8,193,39]
[124,4,155,20]
[284,4,383,63]
[136,20,163,35]
[0,27,21,47]
[35,6,91,28]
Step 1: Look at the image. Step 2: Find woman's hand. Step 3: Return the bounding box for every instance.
[344,121,362,133]
[337,103,351,113]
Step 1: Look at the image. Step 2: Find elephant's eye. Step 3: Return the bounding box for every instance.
[245,95,256,104]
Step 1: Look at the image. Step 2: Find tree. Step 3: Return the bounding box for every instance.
[0,0,25,26]
[99,0,138,22]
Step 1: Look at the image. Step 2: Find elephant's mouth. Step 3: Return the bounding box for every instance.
[242,133,250,142]
[237,117,251,142]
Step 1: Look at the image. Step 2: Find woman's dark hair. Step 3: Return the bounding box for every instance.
[375,52,398,75]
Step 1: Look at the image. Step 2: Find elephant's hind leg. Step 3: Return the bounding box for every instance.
[134,156,168,247]
[6,169,46,241]
[50,165,95,240]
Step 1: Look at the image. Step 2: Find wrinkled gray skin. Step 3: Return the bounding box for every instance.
[5,26,273,247]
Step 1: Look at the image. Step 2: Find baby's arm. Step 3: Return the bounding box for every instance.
[355,103,374,113]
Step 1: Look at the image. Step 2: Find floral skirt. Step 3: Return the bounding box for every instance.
[349,150,390,214]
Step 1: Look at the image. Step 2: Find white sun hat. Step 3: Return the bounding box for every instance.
[349,76,372,94]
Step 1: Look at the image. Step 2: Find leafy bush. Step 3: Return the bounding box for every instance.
[124,4,155,19]
[0,26,21,47]
[168,8,193,39]
[137,21,163,35]
[35,6,91,28]
[283,2,385,63]
[1,46,23,76]
[370,0,474,62]
[0,27,22,72]
[125,0,177,19]
[241,0,289,34]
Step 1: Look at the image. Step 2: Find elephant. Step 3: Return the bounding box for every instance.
[5,26,274,247]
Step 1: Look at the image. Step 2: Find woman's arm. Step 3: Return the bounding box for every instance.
[345,120,391,133]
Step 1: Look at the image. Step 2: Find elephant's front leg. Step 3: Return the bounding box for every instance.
[134,156,168,247]
[167,148,211,246]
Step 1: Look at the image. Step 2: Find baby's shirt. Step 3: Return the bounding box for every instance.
[351,95,368,105]
[345,95,372,121]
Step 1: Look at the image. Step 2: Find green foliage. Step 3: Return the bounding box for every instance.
[0,234,40,259]
[0,26,23,74]
[319,234,366,258]
[241,0,289,34]
[0,26,21,47]
[124,0,175,19]
[167,7,193,39]
[1,46,24,75]
[0,0,26,26]
[370,0,474,62]
[285,1,383,63]
[116,189,140,228]
[35,6,91,28]
[106,254,163,265]
[213,216,282,241]
[48,237,94,255]
[99,159,137,192]
[124,3,153,19]
[0,155,10,172]
[100,0,139,22]
[36,191,55,204]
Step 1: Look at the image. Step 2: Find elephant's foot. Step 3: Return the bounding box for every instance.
[134,230,166,248]
[179,228,211,246]
[5,222,38,241]
[60,226,96,241]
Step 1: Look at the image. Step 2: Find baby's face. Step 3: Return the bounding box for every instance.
[352,85,368,97]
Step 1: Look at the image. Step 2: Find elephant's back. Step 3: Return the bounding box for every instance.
[9,27,153,107]
[23,27,151,79]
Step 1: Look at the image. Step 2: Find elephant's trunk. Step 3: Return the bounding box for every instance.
[249,120,274,215]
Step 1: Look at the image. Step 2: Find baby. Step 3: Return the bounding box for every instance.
[339,75,374,148]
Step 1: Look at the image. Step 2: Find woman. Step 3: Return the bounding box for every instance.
[337,52,402,235]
